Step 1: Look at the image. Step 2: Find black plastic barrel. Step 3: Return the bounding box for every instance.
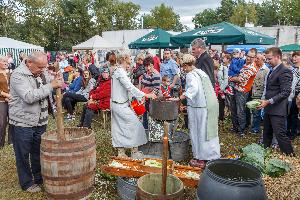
[197,159,267,200]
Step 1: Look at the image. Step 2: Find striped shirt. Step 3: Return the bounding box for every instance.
[140,72,161,92]
[235,63,258,93]
[36,76,49,126]
[291,66,300,94]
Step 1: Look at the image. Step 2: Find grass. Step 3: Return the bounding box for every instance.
[0,113,299,200]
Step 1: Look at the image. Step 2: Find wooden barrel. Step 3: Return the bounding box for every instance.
[41,127,96,200]
[136,173,184,200]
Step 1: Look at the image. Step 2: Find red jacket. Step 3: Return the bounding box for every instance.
[153,56,161,72]
[88,78,111,111]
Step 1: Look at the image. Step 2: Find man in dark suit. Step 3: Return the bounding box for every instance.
[257,47,294,155]
[191,38,215,86]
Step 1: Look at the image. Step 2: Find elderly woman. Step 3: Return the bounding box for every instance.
[179,54,220,168]
[0,55,10,147]
[111,51,156,159]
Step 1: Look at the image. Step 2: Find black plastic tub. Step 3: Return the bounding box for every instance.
[197,159,267,200]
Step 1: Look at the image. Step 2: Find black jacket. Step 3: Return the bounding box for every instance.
[264,63,292,116]
[195,51,215,86]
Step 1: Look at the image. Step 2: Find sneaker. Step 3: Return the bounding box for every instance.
[26,184,41,193]
[131,151,144,160]
[271,144,279,149]
[189,159,206,169]
[65,114,75,121]
[238,132,245,138]
[251,130,260,135]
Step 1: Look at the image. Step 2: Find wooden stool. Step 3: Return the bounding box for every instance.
[94,109,110,129]
[101,109,110,129]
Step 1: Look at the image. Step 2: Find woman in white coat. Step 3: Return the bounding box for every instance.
[111,52,156,159]
[179,54,221,168]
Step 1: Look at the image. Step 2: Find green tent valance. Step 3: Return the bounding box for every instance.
[171,22,275,45]
[129,28,183,49]
[280,44,300,52]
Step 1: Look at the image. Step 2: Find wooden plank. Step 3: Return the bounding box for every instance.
[100,157,202,188]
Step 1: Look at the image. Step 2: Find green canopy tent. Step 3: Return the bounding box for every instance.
[280,44,300,52]
[128,28,183,49]
[170,22,275,46]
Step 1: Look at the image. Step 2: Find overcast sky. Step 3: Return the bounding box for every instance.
[121,0,263,29]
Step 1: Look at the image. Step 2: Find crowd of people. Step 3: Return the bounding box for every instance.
[0,37,299,192]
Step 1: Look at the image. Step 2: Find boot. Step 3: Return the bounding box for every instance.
[117,148,128,158]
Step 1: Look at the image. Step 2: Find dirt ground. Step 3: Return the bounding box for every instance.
[0,115,299,200]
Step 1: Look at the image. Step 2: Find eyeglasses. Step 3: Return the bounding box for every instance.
[265,57,273,61]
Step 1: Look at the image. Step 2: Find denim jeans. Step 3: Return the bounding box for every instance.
[63,72,69,82]
[11,125,46,190]
[287,96,300,140]
[79,104,95,129]
[251,109,262,132]
[230,90,249,133]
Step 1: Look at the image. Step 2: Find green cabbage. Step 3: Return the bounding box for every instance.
[246,100,261,110]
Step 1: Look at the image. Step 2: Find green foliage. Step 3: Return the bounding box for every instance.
[241,143,265,171]
[240,143,292,177]
[0,0,141,50]
[265,158,292,177]
[192,9,221,28]
[142,3,184,31]
[193,0,300,27]
[229,1,258,26]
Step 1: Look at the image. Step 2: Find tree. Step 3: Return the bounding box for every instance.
[113,2,140,30]
[217,0,237,21]
[256,0,279,26]
[229,1,258,26]
[192,9,221,28]
[0,0,21,39]
[93,0,140,33]
[16,0,49,47]
[278,0,294,25]
[143,4,184,31]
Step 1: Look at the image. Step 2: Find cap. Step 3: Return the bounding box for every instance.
[101,67,110,73]
[233,48,241,54]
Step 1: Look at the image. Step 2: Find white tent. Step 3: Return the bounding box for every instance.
[72,35,121,50]
[0,37,44,66]
[0,37,44,50]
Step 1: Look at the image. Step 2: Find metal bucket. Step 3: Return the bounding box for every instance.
[149,99,179,121]
[169,131,190,161]
[139,142,164,157]
[117,177,137,200]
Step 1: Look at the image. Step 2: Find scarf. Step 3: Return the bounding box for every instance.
[193,69,219,141]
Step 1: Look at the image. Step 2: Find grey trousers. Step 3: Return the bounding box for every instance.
[0,102,8,147]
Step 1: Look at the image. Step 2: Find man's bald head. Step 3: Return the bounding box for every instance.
[27,51,48,76]
[255,53,265,68]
